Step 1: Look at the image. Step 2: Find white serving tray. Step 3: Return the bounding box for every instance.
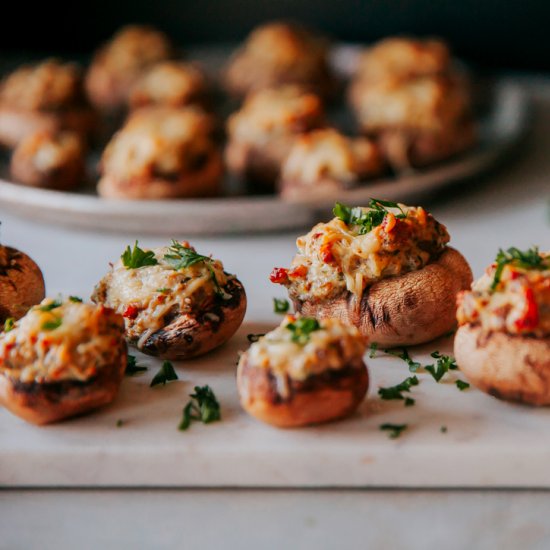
[2,322,550,489]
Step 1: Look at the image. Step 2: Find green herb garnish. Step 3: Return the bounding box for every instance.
[116,419,124,428]
[125,355,148,376]
[440,426,448,433]
[164,240,226,299]
[156,288,170,294]
[179,385,221,431]
[378,375,419,406]
[425,352,457,382]
[491,246,544,290]
[333,199,407,235]
[38,300,62,312]
[3,317,14,332]
[380,423,408,439]
[121,241,158,269]
[369,342,378,358]
[247,333,265,343]
[286,317,321,344]
[69,296,83,303]
[42,317,62,331]
[150,360,178,387]
[273,298,290,314]
[456,380,470,391]
[384,348,422,373]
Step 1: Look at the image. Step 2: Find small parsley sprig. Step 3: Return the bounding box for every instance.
[3,317,14,332]
[122,241,158,269]
[384,348,422,373]
[380,423,408,439]
[378,375,419,406]
[456,380,470,391]
[179,385,221,431]
[69,296,83,303]
[369,342,378,358]
[125,355,148,376]
[273,298,290,314]
[38,300,62,312]
[491,246,545,290]
[286,317,321,344]
[333,199,407,235]
[42,317,62,331]
[425,352,458,383]
[150,360,178,387]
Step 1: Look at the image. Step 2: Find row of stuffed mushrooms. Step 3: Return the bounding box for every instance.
[1,200,548,427]
[0,23,476,199]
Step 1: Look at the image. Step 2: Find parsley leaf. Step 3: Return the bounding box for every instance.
[380,423,408,439]
[369,342,378,358]
[125,355,148,376]
[286,317,321,344]
[273,298,290,314]
[456,380,470,391]
[150,360,178,387]
[179,385,221,431]
[3,317,14,332]
[491,246,545,290]
[384,348,422,373]
[38,300,62,312]
[121,241,158,269]
[425,352,457,382]
[378,375,419,406]
[440,426,448,433]
[42,317,62,331]
[333,199,407,235]
[69,296,83,303]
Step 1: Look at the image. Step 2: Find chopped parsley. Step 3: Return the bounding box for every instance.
[378,375,419,406]
[369,342,378,358]
[491,246,545,290]
[384,348,422,373]
[41,317,62,331]
[150,360,178,387]
[121,241,158,269]
[164,240,227,299]
[116,419,124,428]
[273,298,290,314]
[179,385,221,431]
[3,317,14,332]
[125,355,148,376]
[425,352,457,382]
[456,380,470,391]
[440,425,448,433]
[247,333,265,343]
[156,288,170,294]
[380,423,408,439]
[286,317,321,344]
[69,296,83,303]
[333,199,407,235]
[38,300,62,312]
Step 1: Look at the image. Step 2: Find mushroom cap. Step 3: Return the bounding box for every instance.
[293,247,472,347]
[0,246,45,322]
[0,341,127,425]
[454,324,550,406]
[237,355,369,428]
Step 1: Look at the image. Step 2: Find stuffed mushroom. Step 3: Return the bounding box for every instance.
[0,297,127,425]
[92,240,246,359]
[271,200,472,347]
[0,243,45,323]
[237,315,368,427]
[455,247,550,405]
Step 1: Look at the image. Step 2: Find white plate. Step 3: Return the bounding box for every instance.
[0,46,530,235]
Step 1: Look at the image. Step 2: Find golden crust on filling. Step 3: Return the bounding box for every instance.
[100,106,217,181]
[225,22,332,95]
[0,59,87,111]
[271,204,449,302]
[227,86,324,145]
[0,298,125,384]
[129,61,208,109]
[355,37,450,83]
[457,253,550,337]
[243,315,367,384]
[281,128,383,185]
[91,242,233,346]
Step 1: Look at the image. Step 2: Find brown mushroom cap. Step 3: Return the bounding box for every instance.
[138,278,247,360]
[454,324,550,406]
[0,342,127,425]
[293,247,472,347]
[237,355,369,428]
[0,245,45,322]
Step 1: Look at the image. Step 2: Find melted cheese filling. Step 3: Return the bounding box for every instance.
[245,316,366,397]
[93,244,232,345]
[17,131,82,172]
[0,299,125,383]
[284,205,449,301]
[457,258,550,337]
